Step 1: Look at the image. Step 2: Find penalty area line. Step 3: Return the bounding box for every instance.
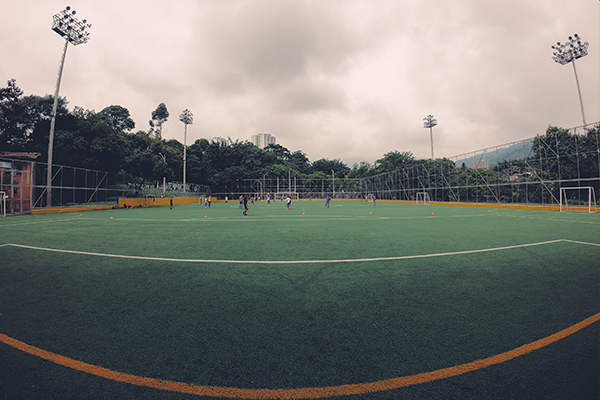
[1,239,585,264]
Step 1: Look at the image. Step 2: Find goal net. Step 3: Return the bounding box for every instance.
[416,192,431,204]
[274,192,299,201]
[0,191,6,217]
[144,194,157,207]
[560,187,597,213]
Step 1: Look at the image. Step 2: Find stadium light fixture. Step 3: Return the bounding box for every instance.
[551,34,589,127]
[47,6,91,207]
[423,114,438,160]
[179,109,193,197]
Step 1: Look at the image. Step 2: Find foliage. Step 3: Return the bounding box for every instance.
[149,103,169,140]
[1,80,596,198]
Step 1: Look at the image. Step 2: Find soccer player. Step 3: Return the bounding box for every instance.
[326,195,330,208]
[243,195,249,215]
[170,196,173,210]
[286,196,291,210]
[267,194,271,206]
[373,195,376,206]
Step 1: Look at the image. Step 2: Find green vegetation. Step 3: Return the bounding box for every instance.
[1,79,598,196]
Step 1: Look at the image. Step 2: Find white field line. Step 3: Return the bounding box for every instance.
[2,239,594,264]
[77,214,492,223]
[0,216,82,227]
[491,212,600,225]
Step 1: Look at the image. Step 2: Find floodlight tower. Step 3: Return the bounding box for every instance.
[179,109,193,197]
[552,34,589,127]
[423,114,438,160]
[47,6,91,207]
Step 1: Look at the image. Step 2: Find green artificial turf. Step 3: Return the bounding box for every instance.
[0,200,598,399]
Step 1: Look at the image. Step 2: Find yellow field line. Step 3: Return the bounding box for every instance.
[1,313,598,399]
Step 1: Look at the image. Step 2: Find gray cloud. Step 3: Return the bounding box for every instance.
[1,0,597,165]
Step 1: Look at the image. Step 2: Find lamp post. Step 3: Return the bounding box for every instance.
[47,6,91,207]
[423,114,438,160]
[179,109,193,197]
[331,169,335,198]
[552,34,589,127]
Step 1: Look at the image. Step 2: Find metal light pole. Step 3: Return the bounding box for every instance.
[552,34,589,127]
[331,169,335,198]
[179,109,193,197]
[423,114,438,160]
[47,6,91,207]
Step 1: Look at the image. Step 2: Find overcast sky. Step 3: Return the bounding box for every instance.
[1,0,598,166]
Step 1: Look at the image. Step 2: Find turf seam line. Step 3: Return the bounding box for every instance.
[1,313,598,399]
[1,239,589,264]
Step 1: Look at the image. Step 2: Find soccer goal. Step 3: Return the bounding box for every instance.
[560,187,597,213]
[0,191,6,217]
[274,192,299,201]
[144,194,157,207]
[416,192,431,204]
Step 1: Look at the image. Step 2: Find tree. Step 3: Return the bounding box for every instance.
[346,161,374,179]
[311,158,350,177]
[288,150,311,174]
[264,143,291,161]
[100,105,135,132]
[150,103,169,140]
[0,79,69,152]
[375,150,415,173]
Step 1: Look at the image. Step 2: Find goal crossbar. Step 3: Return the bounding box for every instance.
[144,194,157,207]
[416,192,431,205]
[559,186,597,213]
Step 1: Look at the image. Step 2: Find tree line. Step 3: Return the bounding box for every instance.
[1,79,598,195]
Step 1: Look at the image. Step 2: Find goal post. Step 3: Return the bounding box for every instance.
[144,194,156,207]
[559,187,597,213]
[416,192,431,205]
[0,191,6,217]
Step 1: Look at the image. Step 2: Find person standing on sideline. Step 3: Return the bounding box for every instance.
[170,196,173,210]
[243,195,249,215]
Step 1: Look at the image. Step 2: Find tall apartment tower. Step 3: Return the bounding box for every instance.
[251,133,276,148]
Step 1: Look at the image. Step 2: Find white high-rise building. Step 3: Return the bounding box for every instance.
[251,133,276,148]
[209,136,228,145]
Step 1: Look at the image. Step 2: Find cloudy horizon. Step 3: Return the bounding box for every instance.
[1,0,598,166]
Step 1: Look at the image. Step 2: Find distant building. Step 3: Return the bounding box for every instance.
[472,160,488,169]
[209,137,228,145]
[251,133,276,149]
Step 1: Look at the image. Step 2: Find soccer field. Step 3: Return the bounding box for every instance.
[0,200,598,399]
